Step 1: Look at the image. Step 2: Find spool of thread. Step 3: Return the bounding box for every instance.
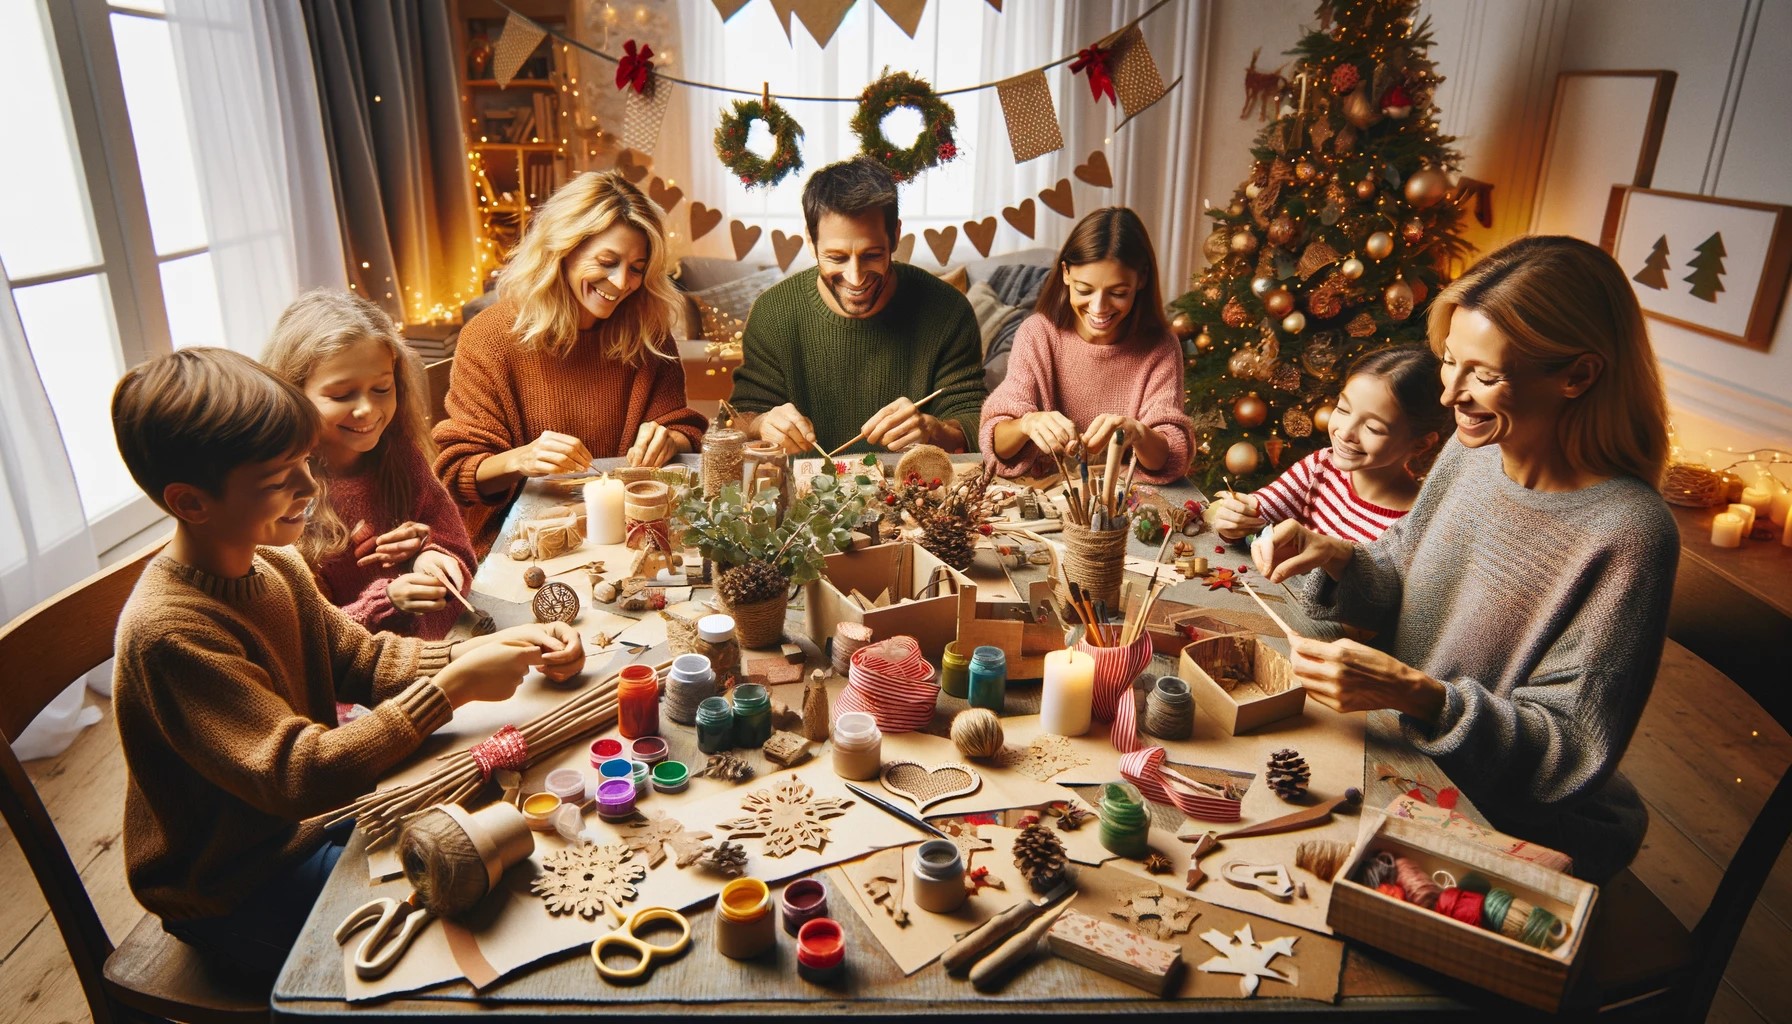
[1436,887,1486,928]
[665,653,717,725]
[596,777,637,821]
[590,737,624,768]
[631,736,669,766]
[399,803,535,920]
[651,760,690,793]
[1481,888,1571,949]
[544,768,587,804]
[521,792,561,832]
[1393,856,1441,909]
[1354,850,1399,888]
[780,877,829,936]
[796,917,845,983]
[1097,782,1150,858]
[696,695,735,753]
[1143,675,1195,740]
[832,621,874,677]
[949,708,1004,760]
[1294,839,1351,882]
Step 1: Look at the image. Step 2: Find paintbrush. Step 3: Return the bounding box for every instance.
[1239,577,1299,639]
[843,782,951,839]
[1101,433,1122,520]
[826,386,948,458]
[1118,449,1139,512]
[436,575,496,636]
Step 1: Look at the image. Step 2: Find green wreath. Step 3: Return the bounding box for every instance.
[714,97,805,189]
[851,70,959,183]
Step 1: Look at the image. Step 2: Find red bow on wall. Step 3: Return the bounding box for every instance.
[1070,44,1116,105]
[616,39,654,93]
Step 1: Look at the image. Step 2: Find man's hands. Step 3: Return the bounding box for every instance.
[626,422,682,467]
[754,403,820,455]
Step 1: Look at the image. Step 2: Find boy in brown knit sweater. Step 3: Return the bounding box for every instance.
[109,348,584,979]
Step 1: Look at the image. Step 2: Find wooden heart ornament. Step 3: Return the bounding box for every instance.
[923,226,958,266]
[770,229,805,271]
[880,760,981,813]
[648,176,683,213]
[730,220,763,261]
[894,233,917,263]
[963,217,997,257]
[1074,150,1114,188]
[1001,199,1037,238]
[1039,178,1075,219]
[688,202,723,241]
[615,149,651,183]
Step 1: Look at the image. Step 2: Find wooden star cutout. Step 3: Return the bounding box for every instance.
[1197,923,1297,997]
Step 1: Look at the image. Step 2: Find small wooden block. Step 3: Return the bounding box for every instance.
[762,731,810,767]
[745,653,803,686]
[1186,866,1206,891]
[780,643,805,663]
[1046,909,1183,996]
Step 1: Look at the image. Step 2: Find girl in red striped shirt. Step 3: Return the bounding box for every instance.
[1214,347,1449,544]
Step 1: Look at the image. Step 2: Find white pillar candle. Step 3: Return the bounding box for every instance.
[1783,510,1792,547]
[1741,482,1774,517]
[584,477,626,545]
[1039,649,1096,737]
[1770,486,1792,526]
[1726,502,1755,536]
[1710,512,1744,549]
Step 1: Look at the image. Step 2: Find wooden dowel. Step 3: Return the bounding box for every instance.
[826,386,948,458]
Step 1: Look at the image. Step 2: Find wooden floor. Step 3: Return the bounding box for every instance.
[1,641,1786,1022]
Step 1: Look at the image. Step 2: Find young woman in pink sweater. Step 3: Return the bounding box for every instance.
[263,290,478,639]
[980,207,1192,483]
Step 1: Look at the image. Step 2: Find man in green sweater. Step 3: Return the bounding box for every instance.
[730,157,987,455]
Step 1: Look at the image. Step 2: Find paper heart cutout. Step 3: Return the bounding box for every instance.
[688,202,723,241]
[770,229,805,271]
[1039,178,1075,219]
[880,759,981,813]
[648,176,683,213]
[616,149,651,184]
[1001,199,1036,238]
[963,217,997,258]
[730,220,763,261]
[1074,150,1114,188]
[923,226,958,266]
[895,233,917,263]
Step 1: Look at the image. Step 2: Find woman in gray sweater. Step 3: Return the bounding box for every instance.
[1255,236,1676,882]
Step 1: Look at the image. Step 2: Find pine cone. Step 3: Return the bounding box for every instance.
[920,519,977,572]
[1013,823,1069,893]
[1144,852,1173,875]
[1267,748,1310,800]
[697,839,748,877]
[716,558,786,606]
[697,753,755,783]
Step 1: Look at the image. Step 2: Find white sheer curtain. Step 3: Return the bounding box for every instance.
[165,0,346,351]
[0,262,103,761]
[669,0,1201,281]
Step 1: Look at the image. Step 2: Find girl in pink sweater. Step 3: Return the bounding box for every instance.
[980,207,1192,484]
[263,291,478,639]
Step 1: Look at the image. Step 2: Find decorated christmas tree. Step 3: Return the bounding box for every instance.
[1169,0,1474,491]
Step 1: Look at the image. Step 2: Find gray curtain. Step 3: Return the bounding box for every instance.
[301,1,477,325]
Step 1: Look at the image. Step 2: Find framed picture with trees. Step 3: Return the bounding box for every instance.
[1601,185,1792,352]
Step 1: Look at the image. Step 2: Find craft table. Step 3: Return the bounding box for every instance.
[270,455,1543,1020]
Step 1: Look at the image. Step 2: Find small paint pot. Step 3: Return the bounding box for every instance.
[631,736,669,766]
[630,759,650,798]
[521,792,561,832]
[780,877,829,936]
[716,878,775,960]
[912,839,967,913]
[590,737,624,768]
[651,760,689,793]
[544,768,586,804]
[598,757,634,784]
[595,778,636,821]
[796,917,845,983]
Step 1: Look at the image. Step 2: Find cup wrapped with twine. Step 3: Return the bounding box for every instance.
[1059,519,1128,607]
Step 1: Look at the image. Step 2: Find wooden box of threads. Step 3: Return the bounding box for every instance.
[1327,814,1598,1012]
[953,578,1066,679]
[1176,633,1305,734]
[802,542,970,661]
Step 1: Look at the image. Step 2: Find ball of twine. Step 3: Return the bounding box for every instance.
[400,807,493,919]
[1294,839,1351,882]
[950,707,1004,759]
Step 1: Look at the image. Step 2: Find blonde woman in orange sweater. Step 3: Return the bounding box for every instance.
[434,171,707,553]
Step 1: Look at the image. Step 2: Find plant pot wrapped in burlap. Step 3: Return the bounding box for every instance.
[1059,519,1128,607]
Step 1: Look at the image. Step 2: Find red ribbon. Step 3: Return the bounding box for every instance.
[470,724,528,781]
[1071,45,1117,105]
[615,40,654,94]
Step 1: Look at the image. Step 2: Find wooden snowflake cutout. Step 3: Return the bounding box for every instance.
[1196,923,1297,997]
[531,842,646,920]
[998,734,1091,781]
[716,775,853,857]
[1112,885,1201,940]
[623,811,713,869]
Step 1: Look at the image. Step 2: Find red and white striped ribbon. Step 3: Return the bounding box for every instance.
[836,636,939,733]
[1119,746,1242,822]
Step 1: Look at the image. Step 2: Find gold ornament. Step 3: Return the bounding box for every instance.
[1404,167,1448,209]
[1250,275,1276,297]
[1312,402,1335,433]
[1346,311,1377,337]
[1195,329,1214,352]
[1232,393,1269,428]
[1294,160,1318,182]
[1384,276,1415,321]
[1224,441,1262,476]
[1354,177,1375,199]
[1340,256,1365,280]
[1263,289,1294,317]
[1170,310,1195,338]
[1281,311,1307,334]
[1283,406,1314,438]
[1227,348,1257,378]
[1267,215,1296,247]
[1271,363,1302,392]
[1230,230,1260,255]
[1365,231,1394,259]
[1203,229,1231,263]
[1244,181,1263,199]
[1222,296,1251,328]
[1402,218,1425,243]
[1342,87,1380,129]
[1226,201,1247,217]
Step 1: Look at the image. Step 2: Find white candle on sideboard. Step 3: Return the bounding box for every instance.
[1741,482,1773,517]
[1039,649,1095,737]
[1771,486,1792,525]
[584,477,626,545]
[1726,502,1755,536]
[1783,509,1792,547]
[1710,512,1744,549]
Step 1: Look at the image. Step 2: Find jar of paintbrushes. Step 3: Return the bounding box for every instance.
[1053,435,1136,608]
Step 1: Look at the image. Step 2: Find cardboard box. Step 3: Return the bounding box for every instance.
[1176,633,1305,734]
[953,578,1066,680]
[801,542,969,661]
[1144,604,1256,656]
[1327,813,1598,1012]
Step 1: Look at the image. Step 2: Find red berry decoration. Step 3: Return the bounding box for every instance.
[1330,63,1360,94]
[1214,545,1226,554]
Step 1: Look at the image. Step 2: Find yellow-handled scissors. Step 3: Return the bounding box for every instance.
[590,906,691,983]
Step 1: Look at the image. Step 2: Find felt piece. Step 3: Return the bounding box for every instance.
[878,727,1079,818]
[791,0,854,47]
[688,201,724,241]
[1001,198,1037,238]
[894,232,917,263]
[964,217,998,258]
[771,229,805,272]
[622,76,673,156]
[873,0,927,36]
[490,12,545,89]
[730,220,762,261]
[1104,25,1173,124]
[1073,150,1114,188]
[995,69,1065,163]
[1039,178,1075,218]
[924,226,959,266]
[648,176,683,213]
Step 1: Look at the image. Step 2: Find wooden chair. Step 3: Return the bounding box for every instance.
[425,356,453,427]
[0,539,269,1023]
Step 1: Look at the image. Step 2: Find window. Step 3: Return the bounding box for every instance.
[2,0,228,548]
